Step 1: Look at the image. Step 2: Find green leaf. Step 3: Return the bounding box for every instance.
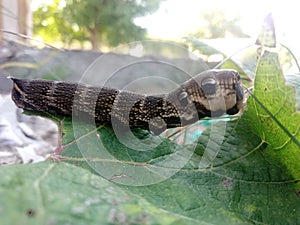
[7,49,300,224]
[61,121,196,186]
[131,122,299,224]
[6,13,300,223]
[50,116,299,224]
[242,51,300,187]
[53,49,300,224]
[0,162,198,225]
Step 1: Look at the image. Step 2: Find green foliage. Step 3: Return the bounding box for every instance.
[0,162,198,225]
[242,51,300,180]
[192,10,248,39]
[33,0,164,49]
[33,0,88,46]
[3,14,300,225]
[2,48,299,224]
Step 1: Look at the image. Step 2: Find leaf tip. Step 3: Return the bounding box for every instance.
[255,13,276,48]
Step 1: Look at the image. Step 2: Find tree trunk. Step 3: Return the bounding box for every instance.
[18,0,30,42]
[90,28,99,50]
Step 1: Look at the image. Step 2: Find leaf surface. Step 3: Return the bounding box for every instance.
[51,115,299,224]
[242,51,300,182]
[4,14,300,224]
[5,50,300,225]
[0,162,198,225]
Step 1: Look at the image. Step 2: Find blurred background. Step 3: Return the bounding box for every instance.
[0,0,299,164]
[1,0,298,51]
[0,0,299,77]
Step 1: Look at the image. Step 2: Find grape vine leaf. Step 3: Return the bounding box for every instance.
[242,51,300,184]
[41,48,300,224]
[244,13,300,184]
[3,14,300,224]
[58,117,299,224]
[0,161,198,225]
[58,46,300,223]
[3,51,300,225]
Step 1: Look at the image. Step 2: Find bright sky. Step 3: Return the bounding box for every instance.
[135,0,298,41]
[32,0,300,51]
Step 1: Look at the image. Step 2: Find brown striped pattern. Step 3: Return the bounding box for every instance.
[11,69,244,134]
